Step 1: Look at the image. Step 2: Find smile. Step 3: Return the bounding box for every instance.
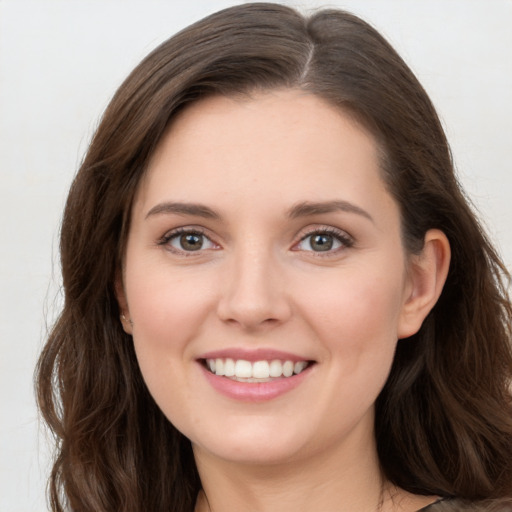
[205,358,310,381]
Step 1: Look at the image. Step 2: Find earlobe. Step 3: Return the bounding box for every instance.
[115,274,133,335]
[398,229,451,339]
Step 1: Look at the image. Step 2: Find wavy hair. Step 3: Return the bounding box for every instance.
[36,3,512,511]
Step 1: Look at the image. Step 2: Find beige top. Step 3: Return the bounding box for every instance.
[419,498,512,511]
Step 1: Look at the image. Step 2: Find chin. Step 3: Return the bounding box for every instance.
[190,422,311,466]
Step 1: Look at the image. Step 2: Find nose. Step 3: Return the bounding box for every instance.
[216,245,292,331]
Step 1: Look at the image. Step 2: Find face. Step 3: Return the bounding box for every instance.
[119,89,419,468]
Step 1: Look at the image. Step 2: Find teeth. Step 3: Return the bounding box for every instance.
[224,358,235,377]
[282,360,294,377]
[294,361,307,374]
[269,360,283,377]
[215,358,224,376]
[206,358,309,379]
[234,359,252,378]
[252,361,270,379]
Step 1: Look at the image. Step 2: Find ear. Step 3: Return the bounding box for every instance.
[115,273,133,335]
[398,229,451,339]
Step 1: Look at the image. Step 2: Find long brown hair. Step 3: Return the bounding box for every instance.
[36,3,512,511]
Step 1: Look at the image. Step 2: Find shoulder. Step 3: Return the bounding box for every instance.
[421,498,512,512]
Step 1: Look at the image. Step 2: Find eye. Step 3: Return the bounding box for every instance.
[160,229,217,253]
[295,229,353,253]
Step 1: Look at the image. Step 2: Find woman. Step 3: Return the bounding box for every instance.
[36,3,512,511]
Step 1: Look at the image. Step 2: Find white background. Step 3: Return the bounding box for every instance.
[0,1,510,510]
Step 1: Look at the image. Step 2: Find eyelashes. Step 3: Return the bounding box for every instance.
[294,227,354,253]
[157,226,354,256]
[157,227,218,254]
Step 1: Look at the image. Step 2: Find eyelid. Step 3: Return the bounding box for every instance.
[156,224,353,255]
[157,226,220,254]
[292,225,354,253]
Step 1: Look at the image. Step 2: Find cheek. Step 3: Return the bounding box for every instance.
[124,264,217,400]
[297,266,406,349]
[126,262,215,343]
[291,262,407,419]
[125,273,217,435]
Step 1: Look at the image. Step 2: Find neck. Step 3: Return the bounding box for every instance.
[193,432,384,512]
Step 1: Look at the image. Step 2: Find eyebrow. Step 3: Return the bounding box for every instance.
[145,199,373,223]
[287,200,374,223]
[145,202,221,220]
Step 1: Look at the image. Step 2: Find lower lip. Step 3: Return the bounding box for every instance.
[200,363,313,402]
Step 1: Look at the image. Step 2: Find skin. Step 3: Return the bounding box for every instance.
[118,89,450,512]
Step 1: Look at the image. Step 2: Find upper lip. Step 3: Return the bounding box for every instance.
[198,348,313,363]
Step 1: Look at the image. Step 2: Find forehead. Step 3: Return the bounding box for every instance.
[132,89,395,224]
[157,89,377,161]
